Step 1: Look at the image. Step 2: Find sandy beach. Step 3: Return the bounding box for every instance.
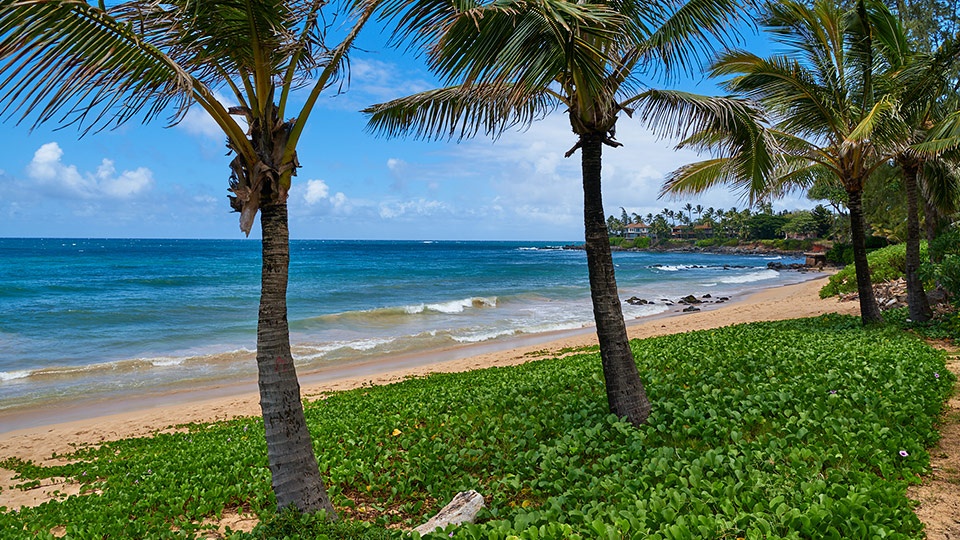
[0,274,863,513]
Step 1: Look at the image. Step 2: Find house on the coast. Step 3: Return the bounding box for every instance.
[625,222,650,239]
[694,224,713,238]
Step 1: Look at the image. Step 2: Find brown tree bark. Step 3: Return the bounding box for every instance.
[902,160,933,322]
[846,188,883,324]
[257,201,337,517]
[580,134,651,426]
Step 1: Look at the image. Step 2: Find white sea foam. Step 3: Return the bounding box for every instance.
[701,282,718,287]
[518,321,589,334]
[763,255,783,260]
[348,337,395,351]
[451,328,518,343]
[622,303,669,319]
[0,370,31,382]
[719,269,779,284]
[148,356,187,367]
[404,297,497,314]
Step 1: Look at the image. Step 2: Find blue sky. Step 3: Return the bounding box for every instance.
[0,14,812,241]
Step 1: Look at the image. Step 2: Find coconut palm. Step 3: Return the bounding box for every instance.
[882,38,960,321]
[364,0,748,425]
[0,0,384,515]
[643,0,916,324]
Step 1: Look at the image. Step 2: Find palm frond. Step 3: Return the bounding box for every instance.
[362,83,556,141]
[0,0,195,133]
[429,0,623,101]
[914,110,960,156]
[846,93,905,146]
[639,0,751,79]
[660,158,740,199]
[630,88,766,151]
[921,158,960,215]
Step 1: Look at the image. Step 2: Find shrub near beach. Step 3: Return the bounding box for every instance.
[0,315,953,539]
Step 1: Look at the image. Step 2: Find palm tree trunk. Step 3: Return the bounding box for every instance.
[923,197,940,261]
[903,162,932,322]
[847,188,883,324]
[580,134,651,427]
[257,201,338,517]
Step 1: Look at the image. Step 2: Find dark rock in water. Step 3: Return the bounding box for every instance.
[682,305,701,312]
[702,294,712,298]
[767,261,804,270]
[719,296,730,301]
[625,296,649,305]
[680,294,701,304]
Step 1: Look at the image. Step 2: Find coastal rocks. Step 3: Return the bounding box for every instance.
[767,261,806,271]
[414,490,485,536]
[623,293,731,310]
[840,278,909,310]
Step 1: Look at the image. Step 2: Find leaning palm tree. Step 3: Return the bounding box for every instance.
[364,0,747,426]
[0,0,382,515]
[645,0,914,324]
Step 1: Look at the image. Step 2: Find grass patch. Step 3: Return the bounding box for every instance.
[820,243,927,298]
[0,315,953,539]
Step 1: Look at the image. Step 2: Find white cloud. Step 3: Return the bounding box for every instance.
[304,179,330,204]
[302,179,349,212]
[378,198,450,219]
[387,158,405,171]
[26,142,153,199]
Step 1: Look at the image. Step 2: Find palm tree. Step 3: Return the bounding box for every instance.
[882,39,960,321]
[0,0,383,515]
[365,0,747,426]
[644,0,913,324]
[683,202,694,223]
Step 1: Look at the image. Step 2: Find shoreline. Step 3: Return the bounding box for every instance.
[0,269,816,435]
[0,273,858,468]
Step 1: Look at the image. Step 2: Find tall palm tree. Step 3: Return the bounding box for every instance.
[365,0,747,426]
[643,0,913,324]
[884,39,960,321]
[0,0,382,515]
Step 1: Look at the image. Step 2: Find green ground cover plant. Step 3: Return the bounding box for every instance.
[0,315,953,539]
[820,243,928,298]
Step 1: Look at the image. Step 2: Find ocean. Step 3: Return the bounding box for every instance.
[0,238,811,424]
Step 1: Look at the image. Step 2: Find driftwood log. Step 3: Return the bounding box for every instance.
[413,490,485,536]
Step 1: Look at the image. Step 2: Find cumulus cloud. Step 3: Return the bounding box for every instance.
[27,142,153,199]
[302,179,349,210]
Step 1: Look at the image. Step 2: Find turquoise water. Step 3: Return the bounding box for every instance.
[0,238,809,413]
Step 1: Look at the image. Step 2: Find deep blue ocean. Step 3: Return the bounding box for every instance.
[0,238,809,415]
